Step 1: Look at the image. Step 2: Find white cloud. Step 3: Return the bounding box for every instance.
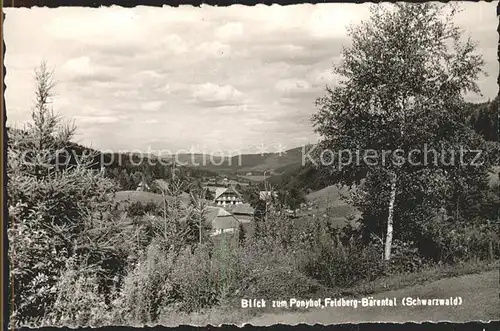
[140,101,165,112]
[4,2,498,152]
[308,4,371,39]
[73,115,121,124]
[61,56,92,77]
[46,7,142,47]
[197,41,231,57]
[79,105,117,117]
[141,119,159,124]
[307,67,342,86]
[60,56,119,83]
[214,22,244,40]
[161,34,189,55]
[275,79,312,94]
[191,83,243,104]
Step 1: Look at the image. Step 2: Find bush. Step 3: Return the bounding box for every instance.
[388,240,428,274]
[303,240,386,288]
[171,245,221,312]
[8,203,66,326]
[126,201,162,217]
[236,235,321,300]
[42,257,113,327]
[417,214,499,263]
[111,240,178,325]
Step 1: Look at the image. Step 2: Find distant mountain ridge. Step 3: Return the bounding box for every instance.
[166,144,316,174]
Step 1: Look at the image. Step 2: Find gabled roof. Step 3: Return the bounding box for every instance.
[232,203,254,215]
[226,185,241,197]
[205,206,232,219]
[215,186,242,200]
[214,187,228,200]
[205,206,240,230]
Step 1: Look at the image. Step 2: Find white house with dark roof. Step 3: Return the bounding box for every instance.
[214,186,244,206]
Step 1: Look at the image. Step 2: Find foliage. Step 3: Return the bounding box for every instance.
[126,201,163,217]
[468,97,499,142]
[312,3,493,260]
[8,62,120,325]
[42,257,114,327]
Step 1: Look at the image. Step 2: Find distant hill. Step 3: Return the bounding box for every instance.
[303,184,361,223]
[306,185,347,205]
[467,96,498,142]
[268,161,340,192]
[168,145,313,175]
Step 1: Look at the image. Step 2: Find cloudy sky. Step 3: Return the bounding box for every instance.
[5,2,498,154]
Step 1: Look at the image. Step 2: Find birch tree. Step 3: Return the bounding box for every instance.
[312,3,486,260]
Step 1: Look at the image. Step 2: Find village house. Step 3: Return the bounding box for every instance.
[205,206,241,236]
[214,186,244,206]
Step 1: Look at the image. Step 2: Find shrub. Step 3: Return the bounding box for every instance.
[170,245,220,312]
[303,240,386,288]
[111,240,179,325]
[126,201,163,217]
[388,240,427,274]
[417,214,500,263]
[42,257,113,327]
[236,235,321,300]
[292,218,386,288]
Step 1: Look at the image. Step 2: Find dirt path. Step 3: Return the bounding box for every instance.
[245,270,499,325]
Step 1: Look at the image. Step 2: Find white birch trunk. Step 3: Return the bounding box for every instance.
[384,172,397,261]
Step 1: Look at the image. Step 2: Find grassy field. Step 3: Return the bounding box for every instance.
[306,185,345,203]
[114,190,167,204]
[112,190,192,207]
[239,175,268,182]
[300,185,361,226]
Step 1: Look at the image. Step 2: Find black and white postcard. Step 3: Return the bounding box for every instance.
[4,1,499,327]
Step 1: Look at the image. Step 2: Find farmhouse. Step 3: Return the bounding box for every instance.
[205,206,241,236]
[214,186,244,206]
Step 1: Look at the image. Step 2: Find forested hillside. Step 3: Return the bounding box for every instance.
[269,97,499,196]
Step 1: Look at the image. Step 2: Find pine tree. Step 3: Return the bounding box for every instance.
[8,62,118,323]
